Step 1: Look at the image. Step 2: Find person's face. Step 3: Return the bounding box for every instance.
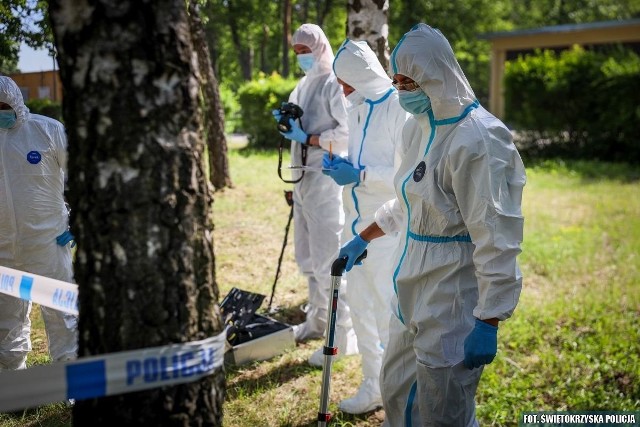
[294,44,312,55]
[392,74,420,92]
[336,78,355,97]
[0,102,12,111]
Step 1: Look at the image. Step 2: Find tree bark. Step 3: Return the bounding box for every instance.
[316,0,333,27]
[227,0,253,80]
[188,1,232,191]
[282,0,292,78]
[48,1,224,425]
[347,0,390,72]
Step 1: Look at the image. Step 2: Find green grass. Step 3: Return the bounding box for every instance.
[2,148,638,426]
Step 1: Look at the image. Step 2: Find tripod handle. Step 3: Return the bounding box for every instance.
[330,250,367,277]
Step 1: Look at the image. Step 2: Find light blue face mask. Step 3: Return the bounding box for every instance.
[297,53,315,72]
[398,89,432,115]
[0,110,17,129]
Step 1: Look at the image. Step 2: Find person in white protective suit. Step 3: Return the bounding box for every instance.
[0,76,78,371]
[323,39,417,414]
[273,24,358,363]
[338,24,526,426]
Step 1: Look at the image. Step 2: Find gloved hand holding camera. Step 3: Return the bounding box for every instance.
[273,102,307,144]
[280,119,308,144]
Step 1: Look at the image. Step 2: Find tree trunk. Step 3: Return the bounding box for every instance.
[316,0,333,27]
[282,0,292,78]
[48,1,224,425]
[347,0,390,71]
[188,1,232,191]
[227,1,253,80]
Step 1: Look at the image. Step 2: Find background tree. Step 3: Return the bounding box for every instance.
[189,1,232,191]
[0,0,51,74]
[347,0,390,71]
[202,0,346,90]
[282,0,292,77]
[389,0,512,104]
[48,0,225,425]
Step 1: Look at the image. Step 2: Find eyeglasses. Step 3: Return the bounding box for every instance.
[392,79,420,92]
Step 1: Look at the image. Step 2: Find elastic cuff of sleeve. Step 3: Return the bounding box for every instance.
[356,234,370,244]
[475,318,498,330]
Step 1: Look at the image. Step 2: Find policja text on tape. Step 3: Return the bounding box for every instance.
[0,265,79,315]
[0,333,226,412]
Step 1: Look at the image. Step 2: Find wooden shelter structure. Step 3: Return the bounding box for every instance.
[481,19,640,119]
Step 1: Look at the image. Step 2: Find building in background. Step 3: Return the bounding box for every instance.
[7,70,62,103]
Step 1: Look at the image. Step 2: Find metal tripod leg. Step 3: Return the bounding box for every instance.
[317,251,367,426]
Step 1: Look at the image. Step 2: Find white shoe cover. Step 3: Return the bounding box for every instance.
[339,378,383,414]
[308,326,358,367]
[292,319,324,343]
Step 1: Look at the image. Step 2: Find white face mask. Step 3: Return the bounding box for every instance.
[398,88,432,116]
[345,90,365,109]
[0,110,17,129]
[297,53,315,72]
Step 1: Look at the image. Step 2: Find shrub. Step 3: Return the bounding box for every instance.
[504,45,640,163]
[236,72,298,148]
[26,98,63,122]
[219,82,241,134]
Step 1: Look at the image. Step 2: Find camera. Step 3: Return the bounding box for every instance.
[277,102,304,132]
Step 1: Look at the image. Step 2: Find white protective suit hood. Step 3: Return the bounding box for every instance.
[333,39,392,101]
[292,24,335,77]
[391,24,476,120]
[0,76,30,128]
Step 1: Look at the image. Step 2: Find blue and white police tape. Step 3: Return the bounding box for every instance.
[0,332,226,412]
[0,265,78,315]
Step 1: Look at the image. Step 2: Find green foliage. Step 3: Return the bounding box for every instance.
[505,46,640,162]
[219,82,241,134]
[216,154,640,426]
[2,156,639,426]
[202,0,348,88]
[506,0,640,28]
[26,98,62,122]
[0,1,53,74]
[236,73,297,148]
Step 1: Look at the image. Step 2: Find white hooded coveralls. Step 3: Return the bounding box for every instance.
[288,24,354,342]
[332,39,415,381]
[374,25,526,426]
[0,76,78,370]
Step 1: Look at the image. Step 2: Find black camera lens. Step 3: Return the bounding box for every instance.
[278,118,292,132]
[276,102,304,133]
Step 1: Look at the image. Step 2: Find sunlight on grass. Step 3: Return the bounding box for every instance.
[217,154,640,426]
[4,153,638,427]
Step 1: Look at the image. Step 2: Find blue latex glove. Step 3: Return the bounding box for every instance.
[463,319,498,369]
[272,109,282,122]
[279,118,308,144]
[56,230,76,248]
[338,234,369,272]
[322,153,349,169]
[322,161,361,185]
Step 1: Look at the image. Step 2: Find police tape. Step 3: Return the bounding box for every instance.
[0,332,226,412]
[0,265,78,315]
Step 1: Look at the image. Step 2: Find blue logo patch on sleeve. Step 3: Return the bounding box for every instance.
[27,151,41,164]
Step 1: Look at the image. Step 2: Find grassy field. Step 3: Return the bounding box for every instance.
[2,145,639,426]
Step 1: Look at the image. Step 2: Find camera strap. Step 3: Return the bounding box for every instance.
[277,139,307,184]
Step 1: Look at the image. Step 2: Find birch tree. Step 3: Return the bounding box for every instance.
[48,1,224,424]
[347,0,390,71]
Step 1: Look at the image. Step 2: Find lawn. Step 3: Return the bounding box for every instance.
[1,145,638,427]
